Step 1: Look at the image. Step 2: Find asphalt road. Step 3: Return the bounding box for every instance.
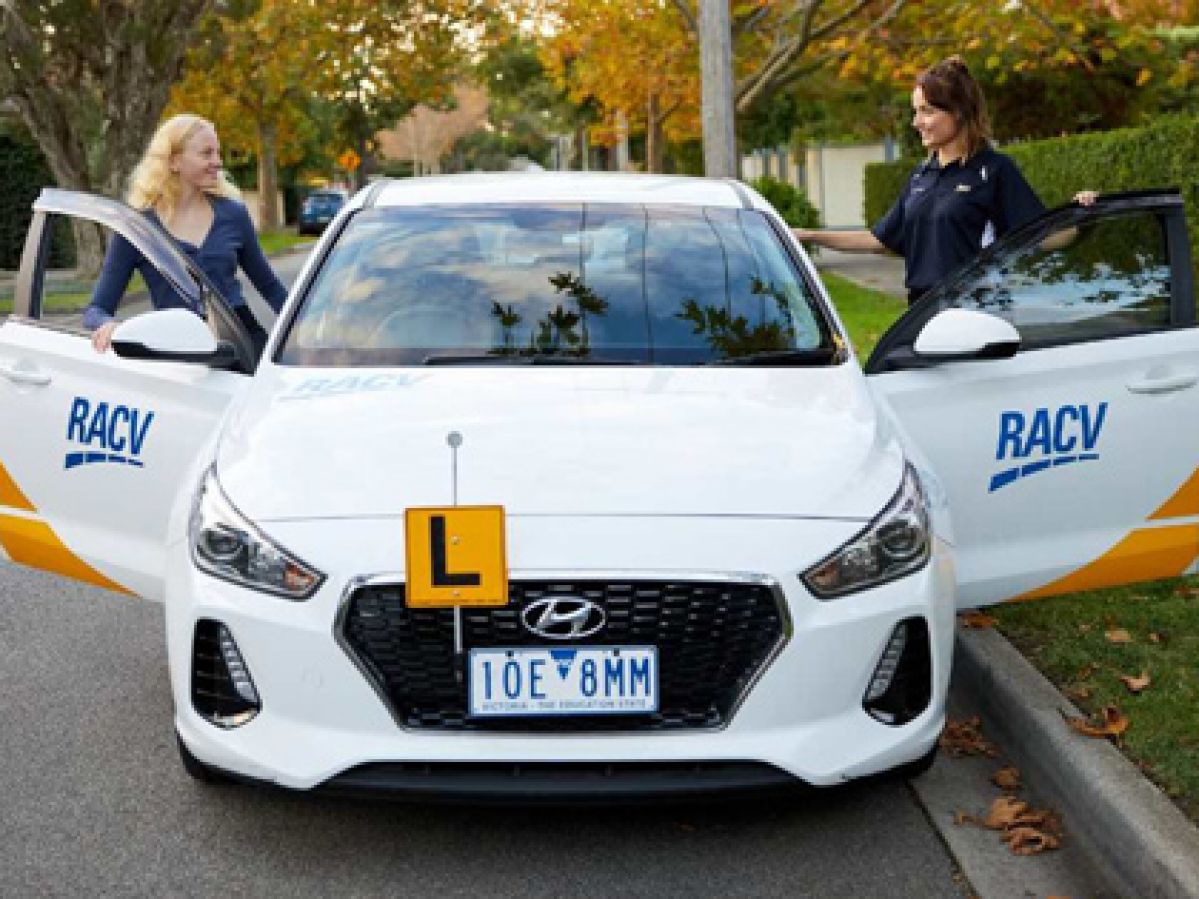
[0,563,971,898]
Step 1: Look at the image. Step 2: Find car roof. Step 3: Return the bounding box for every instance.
[365,172,764,211]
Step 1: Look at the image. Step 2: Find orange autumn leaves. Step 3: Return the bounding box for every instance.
[1062,623,1156,740]
[942,717,1063,855]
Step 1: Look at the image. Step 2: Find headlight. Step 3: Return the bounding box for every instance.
[189,467,324,600]
[802,463,930,599]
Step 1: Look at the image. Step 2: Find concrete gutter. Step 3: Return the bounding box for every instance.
[954,624,1199,898]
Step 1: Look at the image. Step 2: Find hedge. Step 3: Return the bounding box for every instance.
[863,115,1199,263]
[0,121,74,270]
[748,175,822,228]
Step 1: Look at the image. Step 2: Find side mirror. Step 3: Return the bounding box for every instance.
[111,309,238,368]
[914,309,1020,362]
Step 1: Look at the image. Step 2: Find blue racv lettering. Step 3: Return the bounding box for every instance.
[1081,403,1106,451]
[995,403,1108,460]
[66,397,90,442]
[995,411,1024,460]
[990,402,1109,491]
[63,396,155,468]
[1053,406,1079,453]
[1024,408,1051,457]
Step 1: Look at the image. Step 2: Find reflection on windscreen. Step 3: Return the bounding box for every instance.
[278,204,832,366]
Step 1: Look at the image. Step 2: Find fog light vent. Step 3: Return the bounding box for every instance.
[192,620,260,729]
[863,617,931,726]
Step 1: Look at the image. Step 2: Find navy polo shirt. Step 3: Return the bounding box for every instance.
[871,148,1045,295]
[82,196,288,330]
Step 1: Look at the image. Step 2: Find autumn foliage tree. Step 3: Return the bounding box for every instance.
[539,0,913,171]
[541,0,701,172]
[171,0,479,226]
[0,0,216,270]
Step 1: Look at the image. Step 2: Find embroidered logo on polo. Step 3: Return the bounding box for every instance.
[989,403,1108,492]
[64,396,155,469]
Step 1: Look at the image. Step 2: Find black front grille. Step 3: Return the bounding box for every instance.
[340,580,787,732]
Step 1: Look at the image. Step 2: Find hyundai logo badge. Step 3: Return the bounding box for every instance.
[521,597,606,641]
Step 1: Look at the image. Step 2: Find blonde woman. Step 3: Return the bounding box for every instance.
[83,114,287,353]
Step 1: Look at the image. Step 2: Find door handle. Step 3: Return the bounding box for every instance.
[0,364,51,387]
[1126,372,1198,395]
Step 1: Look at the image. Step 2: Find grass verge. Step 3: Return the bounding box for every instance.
[258,228,316,255]
[819,270,906,358]
[822,268,1199,826]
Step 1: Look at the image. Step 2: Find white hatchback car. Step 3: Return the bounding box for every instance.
[2,176,1196,799]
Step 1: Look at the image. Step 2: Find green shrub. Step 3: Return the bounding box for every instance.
[0,121,75,270]
[863,115,1199,272]
[749,175,821,228]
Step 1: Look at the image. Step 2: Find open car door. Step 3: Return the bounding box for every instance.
[866,190,1199,608]
[0,189,257,600]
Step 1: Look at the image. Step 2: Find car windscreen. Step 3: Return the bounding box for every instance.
[276,203,837,366]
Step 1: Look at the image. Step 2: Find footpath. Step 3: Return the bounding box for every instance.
[817,248,1199,898]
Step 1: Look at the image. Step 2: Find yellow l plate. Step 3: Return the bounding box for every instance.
[404,506,508,608]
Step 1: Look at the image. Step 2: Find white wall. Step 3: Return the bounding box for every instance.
[741,141,893,229]
[240,190,285,231]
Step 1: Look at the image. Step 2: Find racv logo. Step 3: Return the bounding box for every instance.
[989,402,1108,492]
[64,396,155,470]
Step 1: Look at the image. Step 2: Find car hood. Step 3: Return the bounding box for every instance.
[216,365,904,522]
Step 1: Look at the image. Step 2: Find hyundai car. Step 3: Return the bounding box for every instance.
[1,175,1195,799]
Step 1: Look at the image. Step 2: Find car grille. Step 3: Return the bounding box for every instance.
[339,579,788,732]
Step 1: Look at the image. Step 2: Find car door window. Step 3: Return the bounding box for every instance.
[34,215,162,330]
[945,210,1172,347]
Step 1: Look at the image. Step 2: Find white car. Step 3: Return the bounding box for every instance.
[2,176,1195,798]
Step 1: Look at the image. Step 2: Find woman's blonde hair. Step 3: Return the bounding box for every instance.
[126,114,241,218]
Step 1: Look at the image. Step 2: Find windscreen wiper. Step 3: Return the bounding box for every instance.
[422,353,635,366]
[705,347,840,366]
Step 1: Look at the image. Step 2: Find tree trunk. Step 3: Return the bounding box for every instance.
[256,120,280,231]
[1,1,216,274]
[647,93,664,174]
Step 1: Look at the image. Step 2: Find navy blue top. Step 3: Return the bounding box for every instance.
[871,148,1045,294]
[82,196,288,330]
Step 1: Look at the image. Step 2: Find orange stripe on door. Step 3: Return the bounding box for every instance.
[1149,466,1199,521]
[0,460,36,512]
[1014,524,1199,602]
[0,514,133,595]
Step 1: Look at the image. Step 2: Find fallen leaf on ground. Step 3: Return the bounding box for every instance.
[939,716,998,757]
[984,795,1029,829]
[1119,670,1151,694]
[1149,631,1166,644]
[1076,661,1099,680]
[963,798,1063,855]
[960,611,997,629]
[991,766,1022,790]
[1065,705,1130,738]
[1065,685,1092,703]
[1003,826,1060,855]
[1105,627,1132,644]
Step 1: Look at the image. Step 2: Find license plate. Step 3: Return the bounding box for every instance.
[468,646,658,717]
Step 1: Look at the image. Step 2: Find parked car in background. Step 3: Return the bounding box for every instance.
[298,188,348,235]
[2,176,1196,800]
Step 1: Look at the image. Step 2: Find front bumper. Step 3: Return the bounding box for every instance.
[167,515,955,794]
